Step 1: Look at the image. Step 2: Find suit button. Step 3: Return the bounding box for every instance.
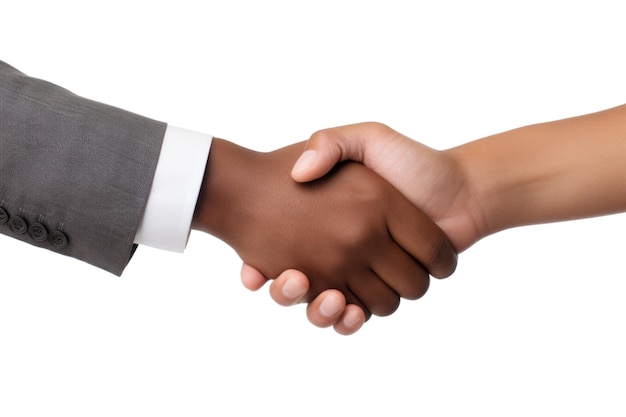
[9,216,28,234]
[0,207,8,224]
[30,222,49,242]
[49,230,69,249]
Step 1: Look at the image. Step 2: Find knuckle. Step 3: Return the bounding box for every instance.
[403,273,430,300]
[337,222,380,253]
[424,233,458,278]
[309,129,335,148]
[371,294,401,317]
[350,175,387,205]
[365,121,391,134]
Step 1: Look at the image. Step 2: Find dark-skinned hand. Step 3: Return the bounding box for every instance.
[193,138,457,318]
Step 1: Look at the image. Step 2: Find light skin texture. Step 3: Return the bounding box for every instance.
[242,104,626,334]
[192,138,457,319]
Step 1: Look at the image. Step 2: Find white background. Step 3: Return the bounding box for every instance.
[2,1,626,415]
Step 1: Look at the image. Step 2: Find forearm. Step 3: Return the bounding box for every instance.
[447,104,626,236]
[0,61,166,275]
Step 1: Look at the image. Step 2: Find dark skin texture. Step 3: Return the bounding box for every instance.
[192,139,457,317]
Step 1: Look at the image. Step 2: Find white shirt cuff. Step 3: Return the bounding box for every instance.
[134,125,212,252]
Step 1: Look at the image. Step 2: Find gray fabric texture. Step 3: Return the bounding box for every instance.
[0,61,167,275]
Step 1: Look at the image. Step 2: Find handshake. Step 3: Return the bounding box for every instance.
[0,61,476,336]
[193,123,474,335]
[195,103,626,335]
[5,60,620,335]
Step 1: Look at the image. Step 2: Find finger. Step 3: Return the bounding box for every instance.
[372,243,430,300]
[240,263,270,291]
[386,194,458,279]
[348,271,400,317]
[306,290,347,328]
[333,305,366,336]
[268,269,309,306]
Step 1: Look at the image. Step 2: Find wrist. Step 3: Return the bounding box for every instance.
[449,131,535,239]
[445,104,626,243]
[447,124,563,237]
[442,144,495,243]
[192,138,255,242]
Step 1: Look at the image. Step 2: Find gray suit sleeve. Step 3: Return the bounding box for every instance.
[0,61,167,275]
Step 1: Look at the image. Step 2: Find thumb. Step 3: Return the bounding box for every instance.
[291,137,347,183]
[291,124,375,182]
[291,122,400,183]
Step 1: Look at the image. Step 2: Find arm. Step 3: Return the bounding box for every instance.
[449,104,626,235]
[0,60,457,321]
[243,104,626,333]
[0,61,165,275]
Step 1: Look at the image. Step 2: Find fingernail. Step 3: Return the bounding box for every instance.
[291,150,317,177]
[281,277,307,299]
[342,309,361,328]
[319,293,342,318]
